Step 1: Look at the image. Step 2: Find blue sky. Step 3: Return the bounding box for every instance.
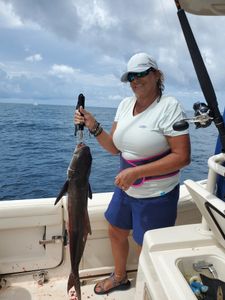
[0,0,225,110]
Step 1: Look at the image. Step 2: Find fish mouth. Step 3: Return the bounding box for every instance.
[75,142,91,157]
[76,142,86,150]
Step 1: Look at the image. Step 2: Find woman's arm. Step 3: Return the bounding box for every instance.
[115,134,191,190]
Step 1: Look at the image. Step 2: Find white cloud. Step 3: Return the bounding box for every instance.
[49,64,76,77]
[25,54,43,62]
[75,0,118,31]
[0,1,22,28]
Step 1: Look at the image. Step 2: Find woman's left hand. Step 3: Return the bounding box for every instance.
[114,168,138,191]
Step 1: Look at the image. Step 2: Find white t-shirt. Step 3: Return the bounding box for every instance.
[113,95,189,198]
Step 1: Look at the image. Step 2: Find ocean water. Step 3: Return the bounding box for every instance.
[0,102,218,200]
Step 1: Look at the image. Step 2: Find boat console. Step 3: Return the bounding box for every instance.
[135,153,225,300]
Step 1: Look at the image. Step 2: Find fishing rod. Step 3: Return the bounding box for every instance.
[173,0,225,153]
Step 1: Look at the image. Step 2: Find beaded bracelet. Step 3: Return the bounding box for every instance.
[89,121,103,137]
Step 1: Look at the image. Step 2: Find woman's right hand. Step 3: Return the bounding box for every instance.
[75,107,120,155]
[74,106,96,131]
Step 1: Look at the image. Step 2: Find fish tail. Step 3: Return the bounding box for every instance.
[67,271,81,300]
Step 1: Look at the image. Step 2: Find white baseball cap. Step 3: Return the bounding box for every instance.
[120,52,158,82]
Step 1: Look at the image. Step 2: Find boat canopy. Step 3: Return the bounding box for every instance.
[179,0,225,15]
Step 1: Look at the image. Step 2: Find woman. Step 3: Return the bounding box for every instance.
[74,52,190,295]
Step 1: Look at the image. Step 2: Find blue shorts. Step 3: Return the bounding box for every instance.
[105,185,179,246]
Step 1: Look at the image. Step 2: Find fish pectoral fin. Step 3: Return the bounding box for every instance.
[88,183,92,199]
[84,209,92,235]
[54,180,69,205]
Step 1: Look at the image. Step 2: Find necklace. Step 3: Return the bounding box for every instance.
[133,96,160,116]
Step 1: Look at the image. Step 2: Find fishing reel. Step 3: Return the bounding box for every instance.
[173,102,213,131]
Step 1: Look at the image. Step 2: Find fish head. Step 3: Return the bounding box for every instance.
[68,143,92,179]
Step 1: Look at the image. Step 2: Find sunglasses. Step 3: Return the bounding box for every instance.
[127,67,154,82]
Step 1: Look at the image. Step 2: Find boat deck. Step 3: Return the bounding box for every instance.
[0,272,137,300]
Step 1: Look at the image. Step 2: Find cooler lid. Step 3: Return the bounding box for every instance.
[185,179,225,249]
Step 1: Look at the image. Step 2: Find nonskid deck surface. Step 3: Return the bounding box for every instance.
[0,272,137,300]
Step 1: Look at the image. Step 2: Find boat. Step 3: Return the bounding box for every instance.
[0,1,225,299]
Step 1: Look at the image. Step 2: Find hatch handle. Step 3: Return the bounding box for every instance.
[39,235,63,245]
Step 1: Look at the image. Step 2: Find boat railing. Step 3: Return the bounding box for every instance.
[199,152,225,230]
[207,152,225,193]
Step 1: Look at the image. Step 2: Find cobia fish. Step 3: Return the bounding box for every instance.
[54,142,92,300]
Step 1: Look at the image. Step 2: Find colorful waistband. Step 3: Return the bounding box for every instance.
[120,150,179,187]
